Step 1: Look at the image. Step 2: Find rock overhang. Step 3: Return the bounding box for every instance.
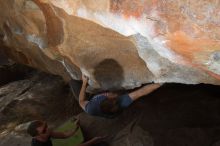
[0,0,220,91]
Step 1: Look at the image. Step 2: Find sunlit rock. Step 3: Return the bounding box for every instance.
[0,0,220,90]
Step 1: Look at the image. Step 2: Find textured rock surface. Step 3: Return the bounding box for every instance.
[0,0,220,90]
[0,65,81,146]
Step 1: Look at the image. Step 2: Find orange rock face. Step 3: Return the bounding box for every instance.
[0,0,220,90]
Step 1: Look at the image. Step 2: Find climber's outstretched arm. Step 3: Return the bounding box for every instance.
[79,75,89,110]
[129,83,162,101]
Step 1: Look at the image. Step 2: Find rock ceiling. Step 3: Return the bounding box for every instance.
[0,0,220,90]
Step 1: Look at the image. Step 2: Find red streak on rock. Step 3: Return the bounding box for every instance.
[167,31,220,80]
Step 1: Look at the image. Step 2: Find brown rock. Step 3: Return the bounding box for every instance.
[0,0,220,90]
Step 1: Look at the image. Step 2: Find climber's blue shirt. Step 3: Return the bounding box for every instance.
[85,93,133,117]
[85,94,107,116]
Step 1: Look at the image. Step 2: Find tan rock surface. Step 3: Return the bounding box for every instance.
[0,0,220,90]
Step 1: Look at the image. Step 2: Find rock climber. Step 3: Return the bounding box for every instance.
[78,74,162,117]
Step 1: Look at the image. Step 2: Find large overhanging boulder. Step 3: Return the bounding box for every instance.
[0,0,220,90]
